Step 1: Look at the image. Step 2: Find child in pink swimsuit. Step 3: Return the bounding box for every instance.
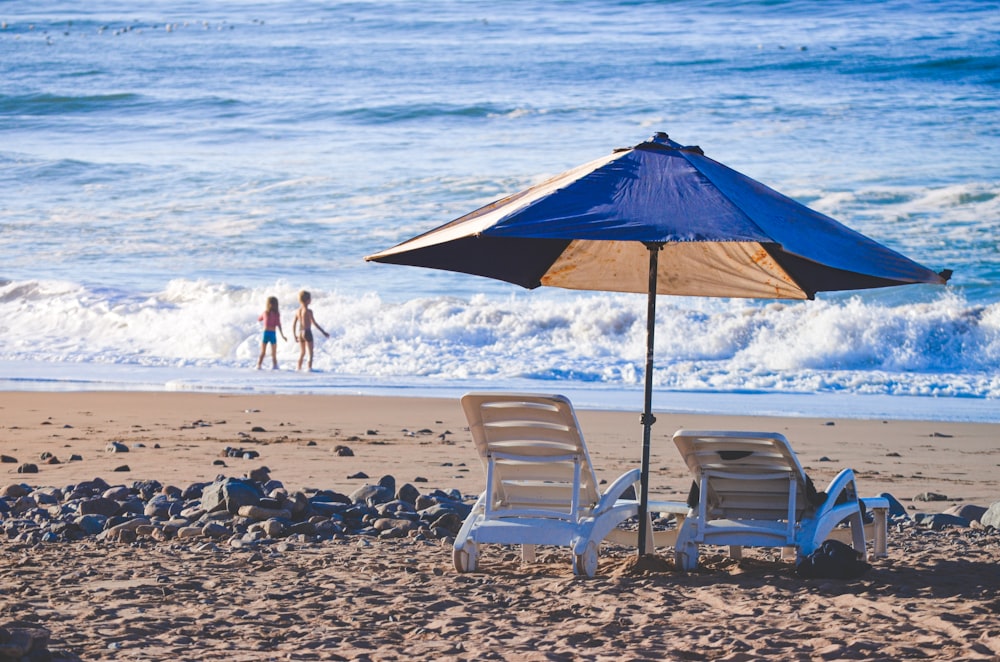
[256,296,287,369]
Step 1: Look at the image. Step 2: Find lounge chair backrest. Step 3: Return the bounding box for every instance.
[674,430,810,521]
[462,393,601,520]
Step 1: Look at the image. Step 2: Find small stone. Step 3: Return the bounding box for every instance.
[248,466,270,483]
[914,491,949,502]
[17,463,38,474]
[2,484,29,498]
[238,504,291,521]
[106,441,129,453]
[202,522,231,538]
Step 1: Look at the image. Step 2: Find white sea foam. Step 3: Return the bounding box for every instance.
[1,279,996,404]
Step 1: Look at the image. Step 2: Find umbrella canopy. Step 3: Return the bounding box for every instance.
[368,133,949,299]
[366,132,950,556]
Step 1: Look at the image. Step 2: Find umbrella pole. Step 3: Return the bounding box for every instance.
[637,242,662,558]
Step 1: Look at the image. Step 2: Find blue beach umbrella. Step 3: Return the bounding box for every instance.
[365,132,951,556]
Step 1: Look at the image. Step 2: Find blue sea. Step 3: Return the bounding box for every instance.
[1,0,998,422]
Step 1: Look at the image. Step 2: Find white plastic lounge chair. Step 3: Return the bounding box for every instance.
[671,430,883,571]
[453,393,642,577]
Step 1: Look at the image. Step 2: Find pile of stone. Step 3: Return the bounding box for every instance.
[0,469,473,548]
[877,492,1000,532]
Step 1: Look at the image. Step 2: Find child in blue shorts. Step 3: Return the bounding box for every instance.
[256,296,288,369]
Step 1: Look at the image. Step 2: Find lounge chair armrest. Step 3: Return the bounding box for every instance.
[595,468,642,514]
[817,468,860,515]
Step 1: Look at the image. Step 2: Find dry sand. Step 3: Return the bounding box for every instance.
[1,391,998,660]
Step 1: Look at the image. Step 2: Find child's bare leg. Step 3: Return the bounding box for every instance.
[270,343,278,369]
[297,341,306,370]
[307,341,314,370]
[256,343,266,369]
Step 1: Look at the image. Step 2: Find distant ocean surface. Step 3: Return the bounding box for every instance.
[2,0,998,422]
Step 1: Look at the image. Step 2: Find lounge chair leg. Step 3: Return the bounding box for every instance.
[521,544,536,564]
[453,542,478,573]
[873,509,888,559]
[675,539,699,571]
[729,545,743,560]
[573,541,599,577]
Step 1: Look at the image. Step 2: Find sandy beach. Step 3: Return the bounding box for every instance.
[1,391,998,660]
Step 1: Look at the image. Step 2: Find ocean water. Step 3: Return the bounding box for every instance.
[1,0,998,422]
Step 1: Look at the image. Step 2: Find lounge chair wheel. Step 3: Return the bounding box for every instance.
[453,542,478,573]
[573,541,599,577]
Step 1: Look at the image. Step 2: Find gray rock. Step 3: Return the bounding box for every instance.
[378,475,396,493]
[879,492,910,519]
[349,483,393,506]
[202,522,231,538]
[200,477,263,514]
[144,500,172,519]
[981,501,1000,529]
[32,490,60,506]
[915,513,969,530]
[0,624,53,659]
[262,519,287,538]
[106,441,129,453]
[419,501,472,521]
[1,484,29,499]
[102,485,130,500]
[131,480,162,500]
[79,497,120,518]
[397,483,420,505]
[943,503,987,523]
[429,511,463,532]
[11,496,38,516]
[288,521,317,536]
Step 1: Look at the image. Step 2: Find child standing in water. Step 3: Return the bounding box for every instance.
[256,296,287,370]
[293,290,329,371]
